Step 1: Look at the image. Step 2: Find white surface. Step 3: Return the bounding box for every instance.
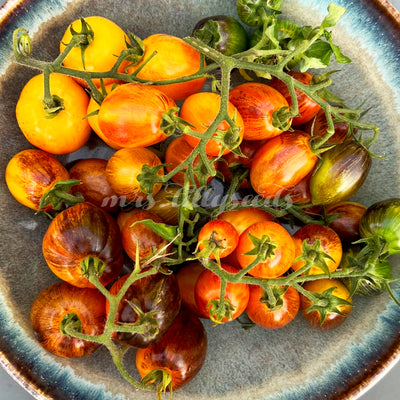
[1,0,400,399]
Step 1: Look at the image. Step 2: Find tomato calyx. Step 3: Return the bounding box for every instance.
[140,368,173,400]
[123,31,145,68]
[81,256,106,281]
[260,285,288,311]
[60,312,82,336]
[160,107,191,137]
[244,232,277,261]
[68,18,94,70]
[207,296,236,325]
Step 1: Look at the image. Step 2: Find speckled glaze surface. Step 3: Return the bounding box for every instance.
[1,0,400,399]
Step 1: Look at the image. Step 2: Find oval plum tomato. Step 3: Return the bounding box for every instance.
[325,201,367,243]
[121,210,170,262]
[268,71,321,126]
[250,130,317,199]
[15,73,91,154]
[136,307,207,393]
[145,185,181,225]
[69,158,119,213]
[42,202,124,288]
[105,147,163,204]
[300,278,352,330]
[228,82,289,141]
[60,16,129,87]
[181,92,244,157]
[97,83,176,148]
[236,221,295,278]
[176,262,205,316]
[5,149,70,212]
[128,34,206,101]
[165,135,216,187]
[246,285,300,329]
[197,219,239,260]
[195,263,249,323]
[30,282,106,358]
[108,271,181,348]
[291,224,342,276]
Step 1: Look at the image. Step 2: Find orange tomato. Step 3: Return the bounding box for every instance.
[129,34,206,101]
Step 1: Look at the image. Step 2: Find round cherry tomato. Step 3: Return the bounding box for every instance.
[236,221,295,278]
[15,73,91,154]
[69,158,119,213]
[105,147,163,204]
[246,285,300,329]
[129,34,206,101]
[42,202,124,288]
[5,149,70,212]
[228,82,289,141]
[60,16,129,87]
[121,210,169,262]
[136,307,207,392]
[197,219,239,259]
[108,270,181,348]
[145,185,181,225]
[98,83,176,148]
[268,71,321,126]
[165,135,216,187]
[30,282,106,358]
[325,201,367,243]
[181,92,244,157]
[300,278,352,330]
[291,224,342,275]
[250,130,317,199]
[195,263,249,323]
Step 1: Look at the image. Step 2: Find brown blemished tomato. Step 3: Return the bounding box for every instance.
[195,263,249,323]
[16,73,91,154]
[300,278,352,330]
[128,34,206,101]
[42,202,124,288]
[116,208,143,232]
[197,219,239,259]
[30,282,106,358]
[250,130,317,199]
[5,149,70,212]
[98,83,176,148]
[69,158,119,213]
[181,92,244,157]
[165,135,216,187]
[325,201,367,243]
[268,71,321,126]
[105,147,163,204]
[108,270,181,348]
[228,82,289,141]
[246,285,300,329]
[291,224,342,275]
[60,16,129,87]
[236,221,295,279]
[135,307,207,391]
[145,185,181,225]
[121,210,170,262]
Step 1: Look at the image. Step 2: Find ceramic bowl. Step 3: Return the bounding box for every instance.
[1,0,400,399]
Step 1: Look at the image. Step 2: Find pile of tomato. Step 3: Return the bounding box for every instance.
[4,3,400,397]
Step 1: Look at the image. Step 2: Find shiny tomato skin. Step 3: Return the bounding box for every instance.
[300,278,352,330]
[228,82,289,141]
[60,16,129,87]
[129,34,206,101]
[195,263,249,322]
[145,185,181,225]
[268,71,321,126]
[291,224,342,275]
[98,83,176,148]
[108,271,181,348]
[69,158,119,213]
[42,202,124,288]
[136,307,207,390]
[250,130,317,199]
[197,219,239,259]
[5,149,70,212]
[236,221,295,278]
[16,73,91,154]
[105,147,163,203]
[30,282,106,358]
[181,92,244,157]
[246,285,300,329]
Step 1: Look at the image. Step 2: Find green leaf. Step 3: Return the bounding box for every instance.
[321,4,347,29]
[304,41,333,67]
[328,34,351,64]
[130,219,178,242]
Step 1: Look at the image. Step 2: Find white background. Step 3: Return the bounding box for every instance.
[0,0,400,399]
